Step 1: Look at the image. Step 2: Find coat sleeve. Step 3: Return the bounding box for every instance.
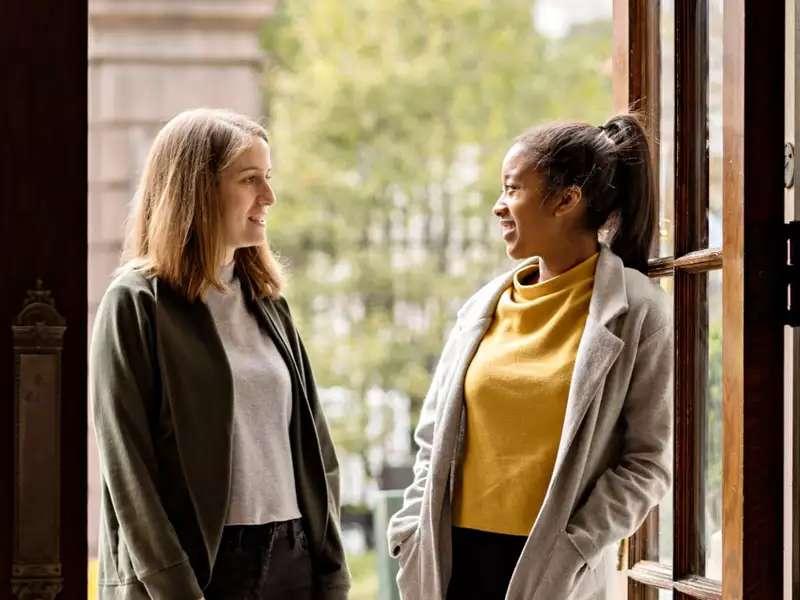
[276,298,351,598]
[565,321,673,570]
[386,323,461,558]
[91,283,203,599]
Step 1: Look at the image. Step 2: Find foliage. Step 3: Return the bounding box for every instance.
[261,0,613,485]
[706,320,722,533]
[347,551,379,600]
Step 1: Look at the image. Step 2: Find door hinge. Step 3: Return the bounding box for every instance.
[786,143,795,189]
[787,221,800,326]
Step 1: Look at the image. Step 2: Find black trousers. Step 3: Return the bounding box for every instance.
[446,526,528,600]
[204,519,313,600]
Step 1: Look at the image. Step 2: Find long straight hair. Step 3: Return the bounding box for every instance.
[514,113,657,272]
[120,108,284,300]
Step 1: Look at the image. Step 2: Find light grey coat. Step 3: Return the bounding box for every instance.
[388,244,673,600]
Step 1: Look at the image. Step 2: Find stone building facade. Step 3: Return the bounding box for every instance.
[87,0,274,557]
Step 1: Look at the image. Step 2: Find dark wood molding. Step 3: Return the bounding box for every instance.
[722,0,785,598]
[613,2,661,596]
[11,283,67,600]
[613,0,661,132]
[673,2,710,596]
[1,4,88,600]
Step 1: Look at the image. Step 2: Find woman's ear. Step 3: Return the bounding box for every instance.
[553,185,583,217]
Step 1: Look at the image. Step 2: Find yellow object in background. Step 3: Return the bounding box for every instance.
[88,559,98,600]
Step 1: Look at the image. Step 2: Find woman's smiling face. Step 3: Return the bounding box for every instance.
[492,142,559,260]
[218,136,275,263]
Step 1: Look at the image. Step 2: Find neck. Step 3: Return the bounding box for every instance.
[222,247,235,268]
[537,238,599,283]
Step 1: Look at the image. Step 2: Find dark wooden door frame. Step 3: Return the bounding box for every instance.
[722,1,785,598]
[614,1,786,599]
[0,3,88,600]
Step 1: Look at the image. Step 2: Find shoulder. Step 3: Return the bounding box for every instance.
[263,294,291,319]
[622,267,672,339]
[261,294,300,335]
[97,266,156,319]
[456,267,517,323]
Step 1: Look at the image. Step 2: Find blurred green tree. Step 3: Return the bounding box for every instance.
[261,0,613,491]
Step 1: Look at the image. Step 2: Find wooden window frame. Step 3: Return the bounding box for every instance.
[614,1,786,599]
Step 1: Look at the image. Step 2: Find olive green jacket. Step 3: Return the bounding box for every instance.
[91,268,350,599]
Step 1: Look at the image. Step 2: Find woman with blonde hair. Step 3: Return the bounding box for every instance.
[389,114,673,599]
[91,108,349,600]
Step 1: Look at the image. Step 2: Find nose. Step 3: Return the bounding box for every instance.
[258,181,276,206]
[492,194,508,217]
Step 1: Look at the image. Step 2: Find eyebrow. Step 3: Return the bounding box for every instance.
[238,166,271,174]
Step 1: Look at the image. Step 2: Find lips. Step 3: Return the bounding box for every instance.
[248,215,266,225]
[499,220,516,239]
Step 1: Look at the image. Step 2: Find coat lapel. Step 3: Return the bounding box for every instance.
[550,318,623,477]
[152,279,234,573]
[238,274,307,397]
[549,244,628,487]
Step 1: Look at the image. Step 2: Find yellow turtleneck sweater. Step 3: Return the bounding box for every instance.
[452,252,599,536]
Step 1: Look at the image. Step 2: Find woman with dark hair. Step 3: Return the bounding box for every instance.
[91,108,349,600]
[389,114,672,600]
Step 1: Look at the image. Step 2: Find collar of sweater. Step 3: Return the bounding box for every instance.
[512,252,598,302]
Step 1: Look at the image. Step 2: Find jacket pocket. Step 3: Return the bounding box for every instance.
[395,530,422,600]
[536,531,603,600]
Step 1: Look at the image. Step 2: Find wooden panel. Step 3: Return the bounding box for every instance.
[613,0,661,131]
[647,249,723,278]
[628,560,674,590]
[722,1,785,598]
[791,3,800,596]
[628,511,660,600]
[672,576,722,600]
[673,2,709,596]
[628,561,723,599]
[613,2,661,597]
[0,3,88,600]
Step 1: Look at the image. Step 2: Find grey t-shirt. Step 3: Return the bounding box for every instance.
[203,262,301,525]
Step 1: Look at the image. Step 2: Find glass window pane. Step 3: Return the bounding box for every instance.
[659,589,673,600]
[659,0,675,257]
[704,269,723,580]
[708,0,724,249]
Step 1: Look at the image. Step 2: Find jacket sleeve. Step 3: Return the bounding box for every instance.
[299,340,352,599]
[91,283,203,599]
[565,321,673,570]
[277,298,351,598]
[387,324,460,558]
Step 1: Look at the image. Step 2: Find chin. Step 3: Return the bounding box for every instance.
[505,245,524,260]
[244,234,267,247]
[506,244,536,261]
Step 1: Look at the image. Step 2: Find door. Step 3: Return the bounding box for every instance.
[614,1,786,599]
[0,4,88,600]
